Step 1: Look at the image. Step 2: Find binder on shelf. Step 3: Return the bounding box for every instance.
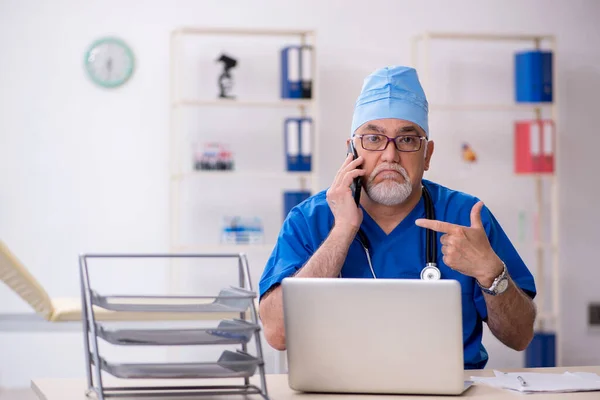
[283,191,311,221]
[284,117,312,171]
[525,332,556,368]
[280,45,313,99]
[514,119,554,174]
[301,46,313,99]
[515,50,553,103]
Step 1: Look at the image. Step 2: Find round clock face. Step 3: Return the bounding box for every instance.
[84,37,134,88]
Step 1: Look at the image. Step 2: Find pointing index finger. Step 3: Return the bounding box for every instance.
[415,218,462,234]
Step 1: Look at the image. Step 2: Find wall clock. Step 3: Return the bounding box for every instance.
[84,37,135,88]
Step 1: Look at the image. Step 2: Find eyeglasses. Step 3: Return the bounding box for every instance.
[354,134,427,152]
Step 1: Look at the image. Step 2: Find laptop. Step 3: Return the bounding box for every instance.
[281,277,471,395]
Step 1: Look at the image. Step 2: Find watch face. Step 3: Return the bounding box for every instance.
[85,37,134,88]
[497,278,509,293]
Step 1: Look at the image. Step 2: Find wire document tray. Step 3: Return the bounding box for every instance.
[92,287,255,313]
[79,253,269,400]
[98,350,260,379]
[97,319,258,346]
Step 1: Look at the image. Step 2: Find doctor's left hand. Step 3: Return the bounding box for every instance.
[415,201,504,285]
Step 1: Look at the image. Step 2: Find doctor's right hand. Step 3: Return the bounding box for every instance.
[326,153,366,235]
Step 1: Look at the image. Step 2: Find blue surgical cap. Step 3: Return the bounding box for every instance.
[351,66,429,137]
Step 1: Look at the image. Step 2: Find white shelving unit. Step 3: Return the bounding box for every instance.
[168,27,319,291]
[411,32,560,363]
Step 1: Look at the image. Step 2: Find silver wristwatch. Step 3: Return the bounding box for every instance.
[477,262,509,296]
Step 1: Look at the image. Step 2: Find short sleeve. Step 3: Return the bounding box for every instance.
[258,207,315,300]
[473,205,537,321]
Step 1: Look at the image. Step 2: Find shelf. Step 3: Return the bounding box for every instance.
[173,27,314,37]
[172,99,314,109]
[414,32,555,42]
[171,170,314,181]
[514,171,556,177]
[429,103,553,112]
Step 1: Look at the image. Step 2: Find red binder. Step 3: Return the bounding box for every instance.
[514,120,555,174]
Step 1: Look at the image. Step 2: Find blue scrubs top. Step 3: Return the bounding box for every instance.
[259,179,536,369]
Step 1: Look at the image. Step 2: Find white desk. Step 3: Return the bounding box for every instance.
[31,366,600,400]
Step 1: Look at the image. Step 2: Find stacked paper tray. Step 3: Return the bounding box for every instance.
[97,319,259,346]
[98,350,260,379]
[91,287,255,313]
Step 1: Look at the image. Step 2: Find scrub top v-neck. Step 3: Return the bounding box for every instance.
[341,194,427,280]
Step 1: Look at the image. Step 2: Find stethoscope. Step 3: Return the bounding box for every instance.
[343,185,441,281]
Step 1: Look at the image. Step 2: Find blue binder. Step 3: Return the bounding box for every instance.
[283,191,311,221]
[281,45,313,99]
[281,46,302,98]
[525,331,556,368]
[284,117,312,171]
[300,46,313,99]
[515,50,553,102]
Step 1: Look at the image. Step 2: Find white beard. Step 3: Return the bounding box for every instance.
[366,164,413,206]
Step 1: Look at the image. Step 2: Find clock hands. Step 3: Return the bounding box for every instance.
[86,38,133,87]
[106,57,113,80]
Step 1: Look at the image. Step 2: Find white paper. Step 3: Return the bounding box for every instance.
[470,370,600,393]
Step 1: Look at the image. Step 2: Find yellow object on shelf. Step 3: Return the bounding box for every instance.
[462,143,477,163]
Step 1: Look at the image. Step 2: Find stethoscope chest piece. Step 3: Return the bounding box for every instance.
[420,263,441,281]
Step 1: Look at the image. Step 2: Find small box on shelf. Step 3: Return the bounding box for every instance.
[221,216,265,245]
[193,142,234,171]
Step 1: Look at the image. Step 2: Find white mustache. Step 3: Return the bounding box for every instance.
[369,164,409,183]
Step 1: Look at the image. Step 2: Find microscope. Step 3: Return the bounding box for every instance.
[216,54,237,99]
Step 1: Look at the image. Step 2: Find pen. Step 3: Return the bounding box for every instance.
[517,375,528,387]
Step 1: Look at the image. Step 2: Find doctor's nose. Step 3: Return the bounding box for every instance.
[380,139,401,163]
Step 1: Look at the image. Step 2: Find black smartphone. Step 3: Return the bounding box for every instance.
[348,141,362,207]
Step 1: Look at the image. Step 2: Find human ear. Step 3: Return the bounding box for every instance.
[424,140,434,171]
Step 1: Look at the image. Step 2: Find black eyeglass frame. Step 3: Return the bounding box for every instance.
[353,134,428,152]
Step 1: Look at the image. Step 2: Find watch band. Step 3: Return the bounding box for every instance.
[477,262,509,296]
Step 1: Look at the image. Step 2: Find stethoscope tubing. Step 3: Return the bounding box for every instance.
[351,185,441,280]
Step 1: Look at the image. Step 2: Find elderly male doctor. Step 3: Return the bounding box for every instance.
[258,66,537,369]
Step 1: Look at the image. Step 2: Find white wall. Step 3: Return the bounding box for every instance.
[1,0,600,388]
